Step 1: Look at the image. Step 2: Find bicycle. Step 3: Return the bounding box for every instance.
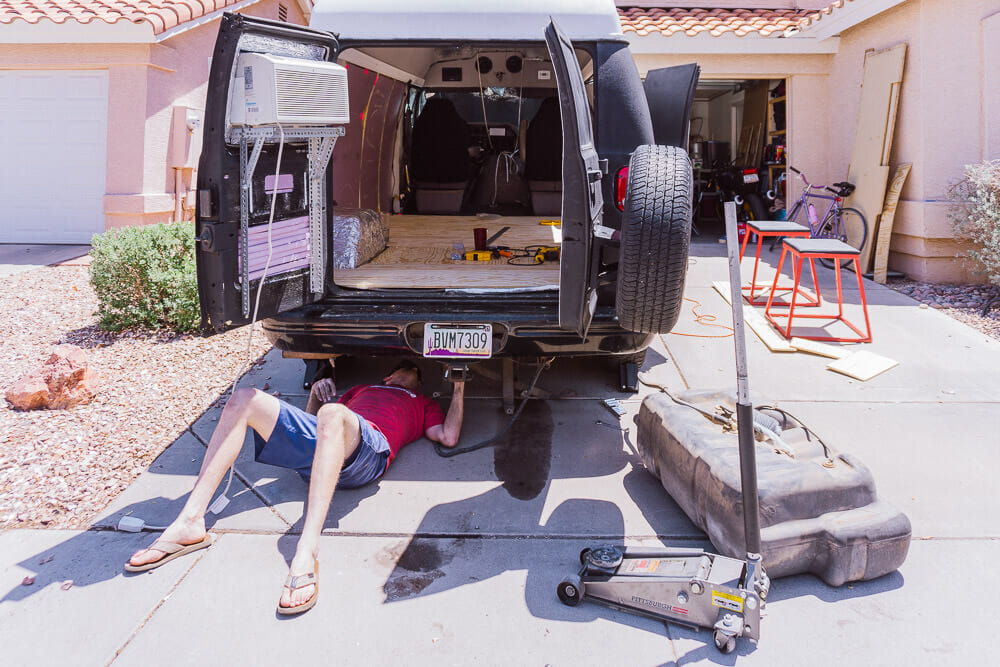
[771,166,868,270]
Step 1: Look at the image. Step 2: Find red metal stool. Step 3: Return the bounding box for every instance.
[739,220,819,306]
[764,237,872,343]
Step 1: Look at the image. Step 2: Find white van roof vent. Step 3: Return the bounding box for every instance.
[234,52,350,127]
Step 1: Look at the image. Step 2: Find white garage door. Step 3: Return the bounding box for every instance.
[0,70,109,244]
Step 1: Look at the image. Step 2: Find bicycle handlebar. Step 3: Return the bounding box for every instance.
[787,167,854,197]
[788,165,809,187]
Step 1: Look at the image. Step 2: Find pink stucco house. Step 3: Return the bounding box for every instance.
[2,0,997,283]
[619,0,1000,282]
[0,0,312,244]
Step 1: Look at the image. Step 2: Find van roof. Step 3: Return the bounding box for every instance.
[311,0,625,43]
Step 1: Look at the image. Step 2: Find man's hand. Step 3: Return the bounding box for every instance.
[306,378,336,415]
[312,378,337,403]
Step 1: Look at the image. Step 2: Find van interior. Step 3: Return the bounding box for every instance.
[293,45,596,291]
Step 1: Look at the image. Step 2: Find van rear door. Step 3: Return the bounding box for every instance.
[544,20,604,339]
[195,14,342,332]
[643,64,700,150]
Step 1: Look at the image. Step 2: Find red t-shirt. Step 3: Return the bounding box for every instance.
[338,384,444,462]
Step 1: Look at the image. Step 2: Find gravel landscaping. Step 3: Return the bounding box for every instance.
[885,279,1000,340]
[0,264,270,530]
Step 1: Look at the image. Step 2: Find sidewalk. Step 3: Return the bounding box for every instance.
[0,244,90,277]
[2,244,998,665]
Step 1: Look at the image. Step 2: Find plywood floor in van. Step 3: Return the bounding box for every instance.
[333,215,562,289]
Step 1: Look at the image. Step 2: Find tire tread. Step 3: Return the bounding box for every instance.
[615,145,693,333]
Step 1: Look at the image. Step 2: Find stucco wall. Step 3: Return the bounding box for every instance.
[825,0,1000,282]
[631,0,1000,283]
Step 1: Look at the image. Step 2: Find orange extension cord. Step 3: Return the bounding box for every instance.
[664,297,735,339]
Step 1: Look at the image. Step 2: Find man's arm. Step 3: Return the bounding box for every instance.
[425,380,464,448]
[306,378,337,415]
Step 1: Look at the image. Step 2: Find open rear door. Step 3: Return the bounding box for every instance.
[643,64,700,150]
[196,14,343,332]
[545,20,604,338]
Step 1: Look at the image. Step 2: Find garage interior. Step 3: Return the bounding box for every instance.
[688,77,787,241]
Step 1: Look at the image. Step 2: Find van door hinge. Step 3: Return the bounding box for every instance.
[598,158,609,175]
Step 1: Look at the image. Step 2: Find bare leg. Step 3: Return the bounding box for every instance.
[129,388,280,566]
[280,402,361,609]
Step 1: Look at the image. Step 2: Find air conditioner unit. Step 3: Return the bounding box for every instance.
[231,52,350,127]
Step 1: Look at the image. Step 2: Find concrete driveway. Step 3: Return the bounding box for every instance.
[2,242,997,665]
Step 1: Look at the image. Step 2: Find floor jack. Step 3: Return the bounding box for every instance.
[556,203,770,654]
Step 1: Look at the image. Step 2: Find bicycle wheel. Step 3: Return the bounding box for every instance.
[818,206,868,270]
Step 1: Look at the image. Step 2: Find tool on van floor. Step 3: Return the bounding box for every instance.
[464,250,493,261]
[539,219,561,226]
[533,246,560,263]
[501,244,561,265]
[485,226,510,246]
[557,202,769,655]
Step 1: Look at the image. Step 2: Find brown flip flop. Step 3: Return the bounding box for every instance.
[277,559,319,615]
[124,534,216,572]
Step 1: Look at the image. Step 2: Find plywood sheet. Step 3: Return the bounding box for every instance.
[845,43,907,273]
[738,81,769,166]
[827,350,899,381]
[790,337,849,359]
[713,281,796,352]
[872,163,912,283]
[333,214,562,289]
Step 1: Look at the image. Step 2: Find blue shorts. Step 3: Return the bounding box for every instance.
[253,401,390,488]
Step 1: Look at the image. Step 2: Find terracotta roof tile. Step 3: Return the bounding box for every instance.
[0,0,301,35]
[618,6,821,38]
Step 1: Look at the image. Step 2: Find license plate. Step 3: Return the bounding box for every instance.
[743,173,759,184]
[423,323,493,359]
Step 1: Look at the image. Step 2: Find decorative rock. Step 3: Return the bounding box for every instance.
[5,345,100,410]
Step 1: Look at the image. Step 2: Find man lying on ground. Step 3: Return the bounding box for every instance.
[125,359,464,614]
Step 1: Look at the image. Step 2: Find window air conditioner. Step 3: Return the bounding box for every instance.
[231,52,350,126]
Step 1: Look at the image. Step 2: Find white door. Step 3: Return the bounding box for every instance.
[0,70,109,244]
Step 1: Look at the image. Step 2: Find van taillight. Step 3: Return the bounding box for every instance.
[615,167,629,211]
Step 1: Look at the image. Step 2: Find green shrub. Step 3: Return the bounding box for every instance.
[951,160,1000,285]
[88,221,200,333]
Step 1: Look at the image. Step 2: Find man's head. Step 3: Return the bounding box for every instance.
[383,359,422,390]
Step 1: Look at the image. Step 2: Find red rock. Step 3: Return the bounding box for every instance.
[6,376,49,410]
[5,344,100,411]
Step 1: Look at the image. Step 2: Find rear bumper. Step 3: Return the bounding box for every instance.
[262,294,653,358]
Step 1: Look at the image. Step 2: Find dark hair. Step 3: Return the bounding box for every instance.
[390,359,422,383]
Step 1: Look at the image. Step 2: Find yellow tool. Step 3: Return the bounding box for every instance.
[539,219,561,226]
[533,246,560,263]
[464,250,493,261]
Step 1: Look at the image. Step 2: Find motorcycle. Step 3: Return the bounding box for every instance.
[710,159,769,240]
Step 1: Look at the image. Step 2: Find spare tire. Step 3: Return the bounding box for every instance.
[615,144,693,333]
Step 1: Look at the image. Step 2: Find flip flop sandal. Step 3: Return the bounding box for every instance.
[124,534,216,573]
[277,560,319,615]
